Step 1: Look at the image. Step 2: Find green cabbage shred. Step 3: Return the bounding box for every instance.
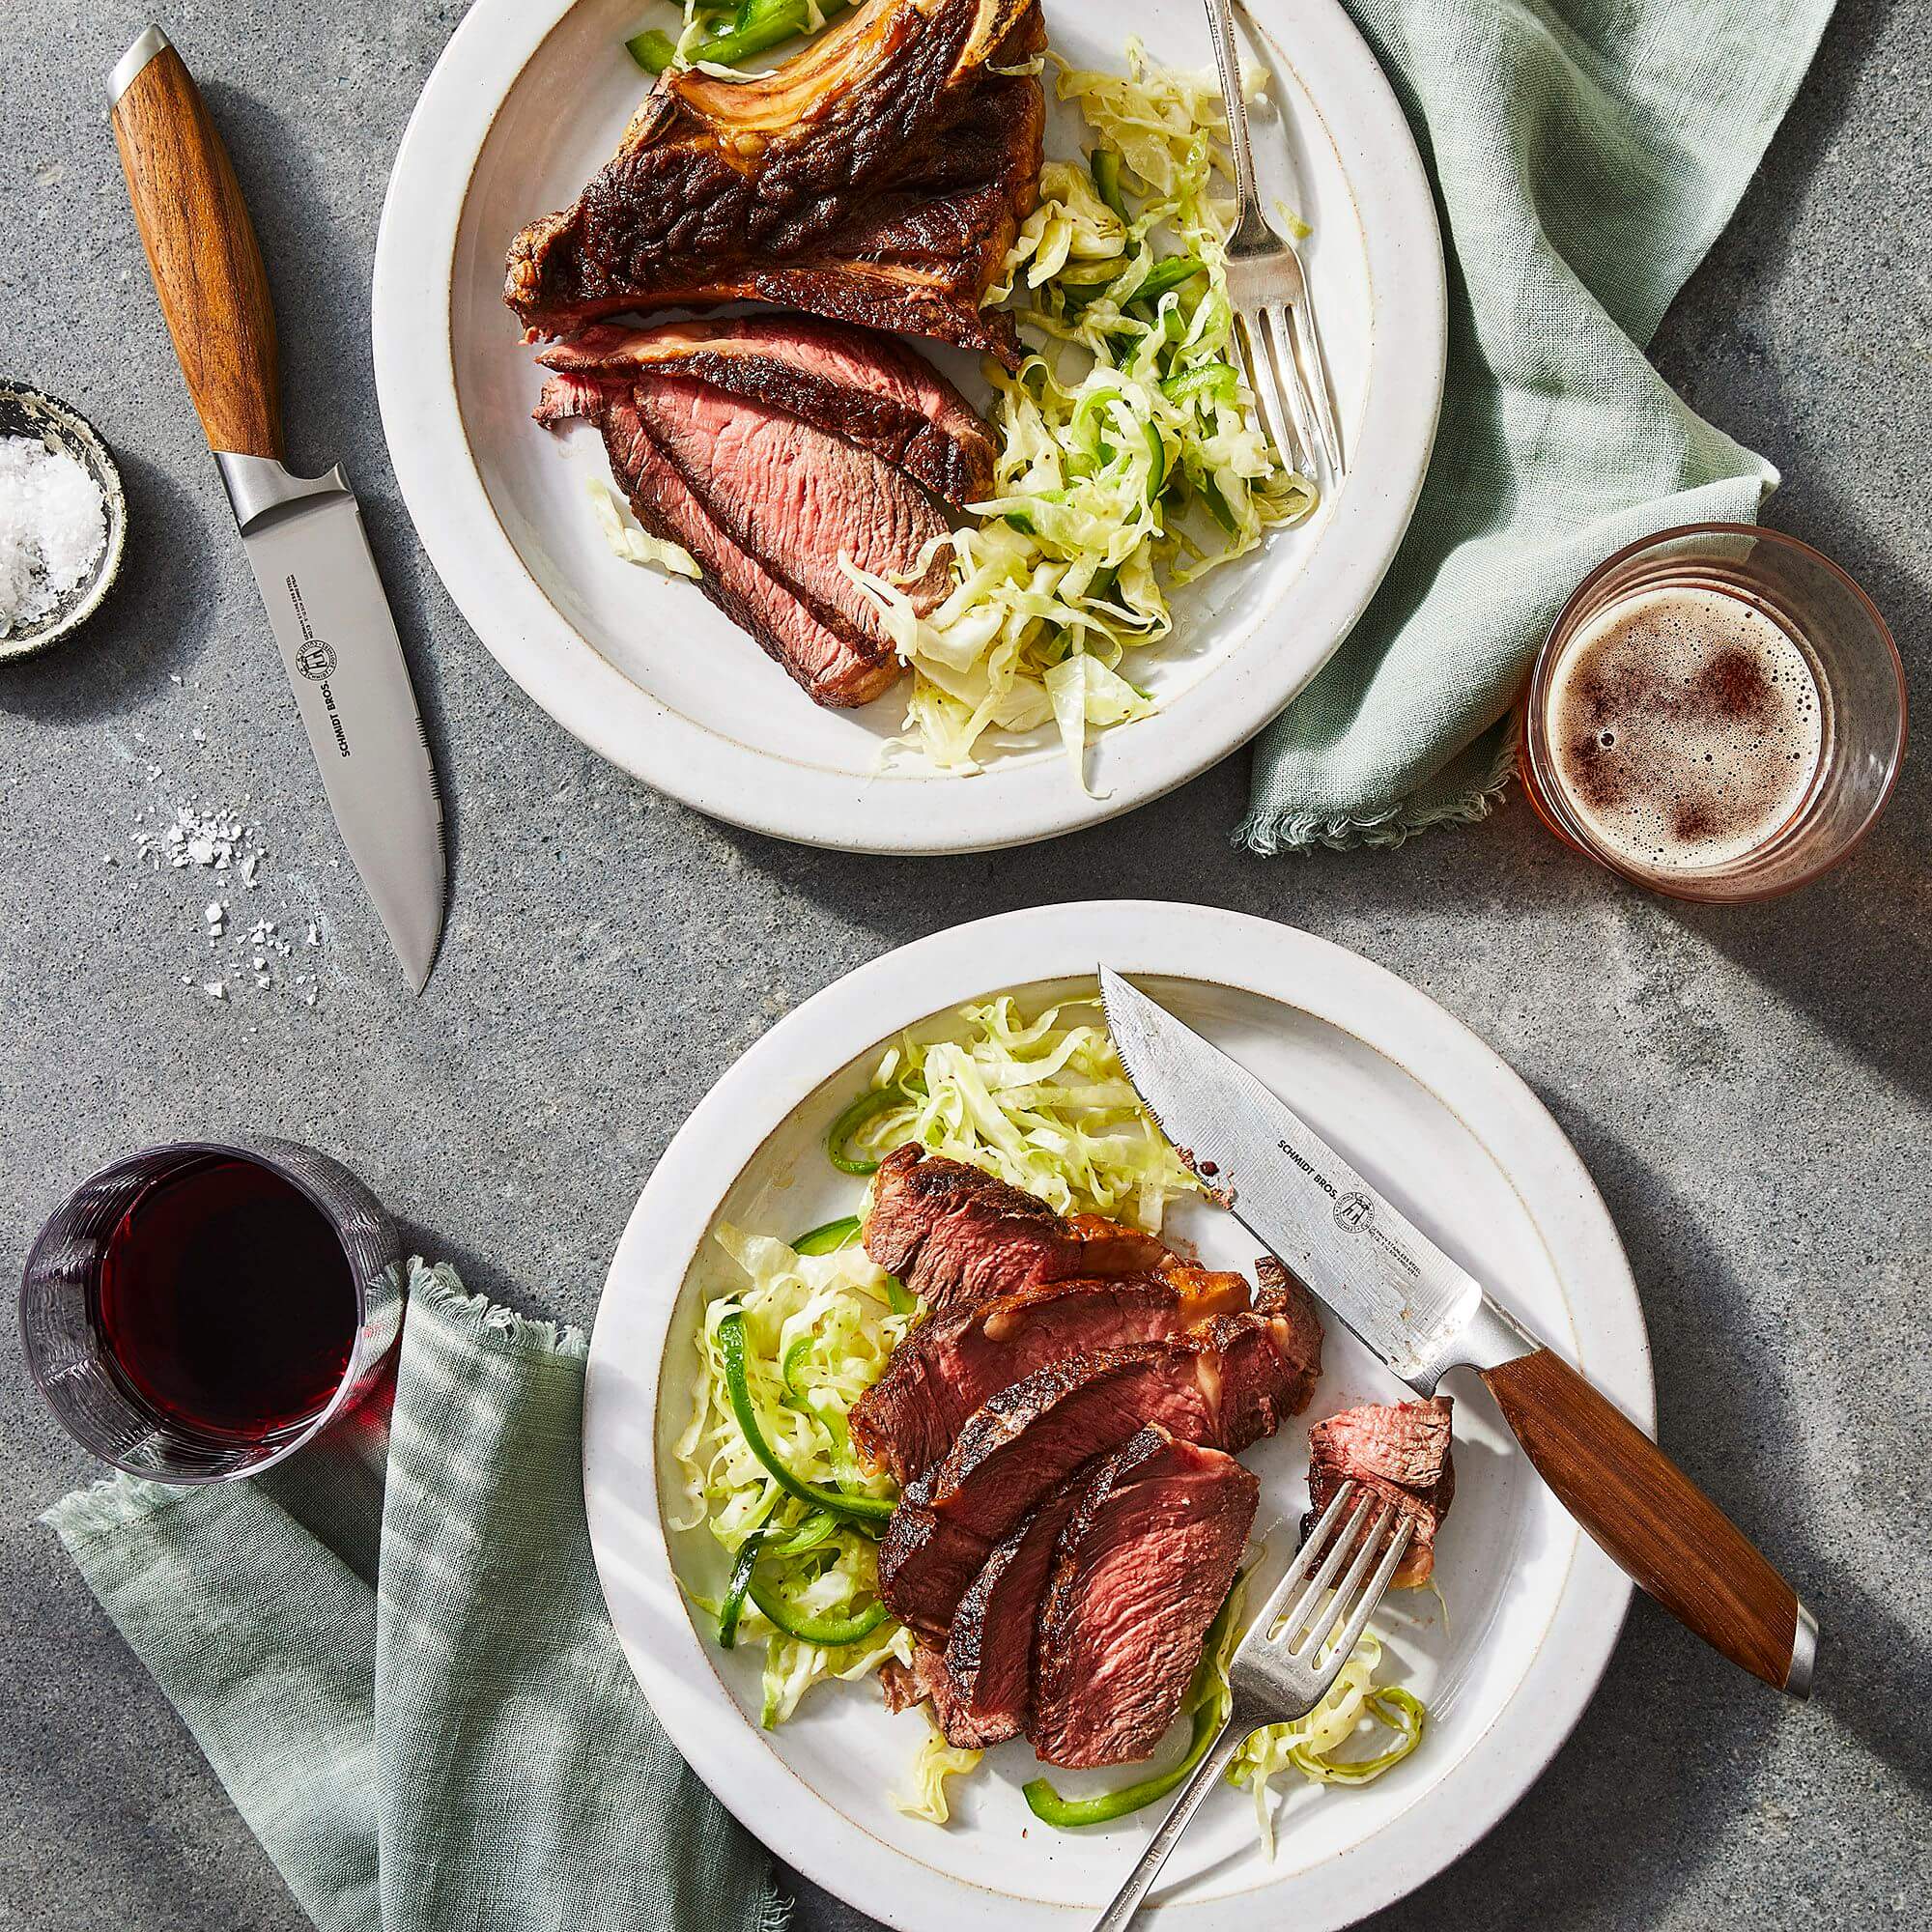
[849,40,1320,786]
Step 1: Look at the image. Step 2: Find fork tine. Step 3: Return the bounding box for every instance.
[1262,303,1321,480]
[1321,1517,1415,1668]
[1296,1501,1401,1659]
[1235,308,1306,476]
[1283,286,1344,476]
[1270,1488,1377,1643]
[1241,1481,1358,1646]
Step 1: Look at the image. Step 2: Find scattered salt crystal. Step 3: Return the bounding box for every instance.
[192,727,206,742]
[204,899,224,926]
[203,980,227,1001]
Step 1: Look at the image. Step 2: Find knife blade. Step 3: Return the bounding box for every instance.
[1098,966,1817,1697]
[109,24,444,992]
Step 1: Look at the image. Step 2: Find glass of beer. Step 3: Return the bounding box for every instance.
[1520,525,1906,902]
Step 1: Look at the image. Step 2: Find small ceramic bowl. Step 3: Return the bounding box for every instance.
[0,384,129,663]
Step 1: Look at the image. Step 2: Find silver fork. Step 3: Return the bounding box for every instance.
[1201,0,1345,479]
[1092,1482,1412,1930]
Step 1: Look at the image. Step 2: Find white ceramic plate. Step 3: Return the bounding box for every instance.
[585,903,1651,1929]
[372,0,1445,853]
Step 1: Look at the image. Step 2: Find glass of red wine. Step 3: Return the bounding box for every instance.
[19,1139,405,1483]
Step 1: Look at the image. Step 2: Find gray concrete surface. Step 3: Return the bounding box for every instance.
[2,1,1928,1926]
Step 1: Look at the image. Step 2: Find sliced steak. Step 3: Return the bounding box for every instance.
[1253,1254,1327,1383]
[1030,1427,1256,1768]
[505,0,1044,362]
[937,1480,1082,1745]
[879,1636,1010,1749]
[537,316,996,509]
[536,370,947,707]
[876,1474,993,1635]
[848,1267,1251,1486]
[630,374,952,634]
[1306,1397,1455,1587]
[877,1314,1307,1633]
[863,1147,1167,1314]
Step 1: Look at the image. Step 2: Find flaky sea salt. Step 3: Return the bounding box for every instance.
[0,435,106,636]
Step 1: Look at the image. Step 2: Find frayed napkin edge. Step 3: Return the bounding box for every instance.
[43,1469,196,1547]
[407,1260,588,1362]
[1238,719,1520,856]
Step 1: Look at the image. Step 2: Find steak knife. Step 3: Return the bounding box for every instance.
[109,24,444,992]
[1098,967,1817,1696]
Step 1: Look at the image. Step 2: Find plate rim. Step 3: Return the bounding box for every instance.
[370,0,1447,854]
[584,901,1652,1929]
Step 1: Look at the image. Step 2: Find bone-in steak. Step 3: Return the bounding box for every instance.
[505,0,1045,362]
[863,1147,1167,1314]
[1306,1396,1456,1586]
[1030,1427,1256,1768]
[537,317,997,509]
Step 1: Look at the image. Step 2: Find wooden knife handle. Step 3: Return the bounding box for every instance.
[110,32,283,460]
[1481,1348,1812,1693]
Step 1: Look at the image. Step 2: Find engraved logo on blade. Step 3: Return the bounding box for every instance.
[1335,1191,1375,1232]
[285,574,352,760]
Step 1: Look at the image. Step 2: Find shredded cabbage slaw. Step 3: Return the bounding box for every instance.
[677,993,1426,1836]
[853,43,1318,785]
[833,994,1200,1231]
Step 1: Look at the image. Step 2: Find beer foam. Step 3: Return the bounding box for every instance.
[1547,585,1822,873]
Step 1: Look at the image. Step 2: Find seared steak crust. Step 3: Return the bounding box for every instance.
[863,1147,1167,1314]
[537,316,997,508]
[504,0,1044,361]
[878,1316,1309,1632]
[1253,1254,1327,1383]
[876,1476,993,1635]
[940,1480,1082,1745]
[848,1267,1252,1486]
[1306,1396,1456,1586]
[880,1636,1011,1748]
[1030,1427,1256,1768]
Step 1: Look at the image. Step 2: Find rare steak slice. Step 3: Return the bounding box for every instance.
[535,369,947,707]
[848,1266,1252,1486]
[937,1480,1083,1745]
[504,0,1044,361]
[876,1314,1307,1632]
[1029,1427,1256,1768]
[627,375,952,640]
[537,316,996,509]
[862,1147,1166,1315]
[1305,1397,1455,1586]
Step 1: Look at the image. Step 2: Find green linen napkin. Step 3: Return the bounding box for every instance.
[1240,0,1834,853]
[45,1264,784,1932]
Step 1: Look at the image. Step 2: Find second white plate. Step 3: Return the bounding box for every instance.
[584,903,1650,1928]
[372,0,1445,852]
